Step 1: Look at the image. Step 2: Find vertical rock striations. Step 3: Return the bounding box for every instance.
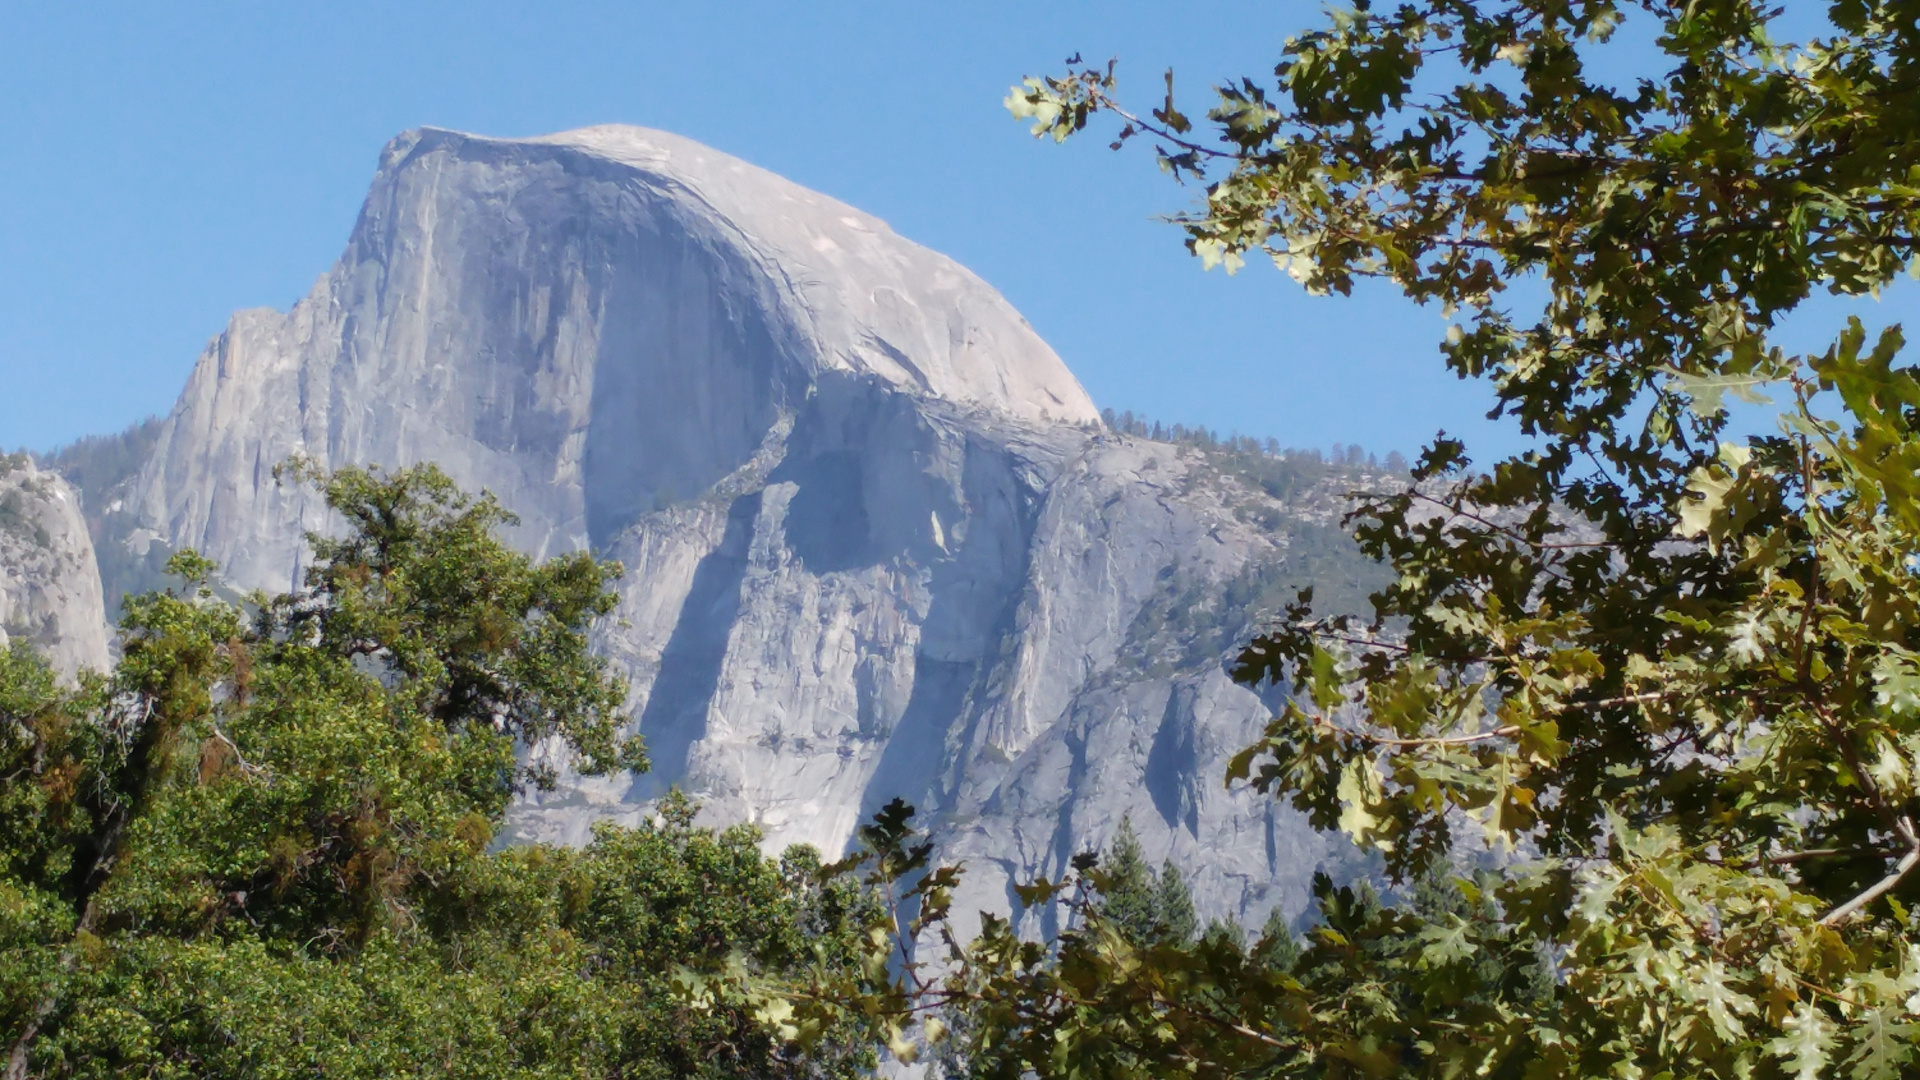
[122,125,1374,932]
[0,456,110,679]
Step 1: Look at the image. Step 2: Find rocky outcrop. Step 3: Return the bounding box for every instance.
[121,125,1378,932]
[0,456,110,679]
[132,125,1096,593]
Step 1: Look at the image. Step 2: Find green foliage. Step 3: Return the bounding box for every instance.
[1092,818,1159,946]
[269,460,644,791]
[0,464,883,1078]
[1249,903,1300,973]
[1152,857,1198,941]
[804,3,1920,1078]
[1089,818,1198,948]
[835,803,1562,1079]
[1153,861,1197,946]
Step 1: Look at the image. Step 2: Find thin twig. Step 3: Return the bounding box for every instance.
[1819,839,1920,926]
[1767,849,1853,865]
[1312,714,1518,748]
[209,724,268,778]
[1408,490,1616,551]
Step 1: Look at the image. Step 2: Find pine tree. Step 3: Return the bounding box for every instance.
[1095,817,1160,948]
[1093,817,1203,948]
[1250,904,1299,973]
[1154,860,1197,944]
[1199,916,1246,953]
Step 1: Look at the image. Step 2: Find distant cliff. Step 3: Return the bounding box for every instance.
[59,126,1389,932]
[0,455,109,679]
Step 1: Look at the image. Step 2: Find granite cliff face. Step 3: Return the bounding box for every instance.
[0,457,109,679]
[111,126,1372,931]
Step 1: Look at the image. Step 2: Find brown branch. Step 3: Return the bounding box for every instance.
[1407,490,1616,551]
[209,723,268,779]
[1819,836,1920,926]
[1700,848,1860,869]
[1315,633,1495,667]
[1768,848,1853,865]
[878,865,931,1000]
[1312,713,1517,748]
[1783,447,1918,922]
[1782,970,1869,1011]
[1191,1009,1291,1052]
[1578,688,1696,710]
[1085,91,1235,163]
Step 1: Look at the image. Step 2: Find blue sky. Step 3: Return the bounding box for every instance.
[0,2,1902,462]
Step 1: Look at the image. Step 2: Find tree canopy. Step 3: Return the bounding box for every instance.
[817,3,1920,1078]
[0,463,883,1079]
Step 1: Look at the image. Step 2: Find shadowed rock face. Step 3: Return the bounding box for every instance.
[122,125,1368,934]
[0,459,109,680]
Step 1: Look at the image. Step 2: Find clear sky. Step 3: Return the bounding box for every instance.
[0,2,1901,462]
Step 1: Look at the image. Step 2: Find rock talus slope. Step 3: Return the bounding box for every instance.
[0,457,110,679]
[127,125,1364,931]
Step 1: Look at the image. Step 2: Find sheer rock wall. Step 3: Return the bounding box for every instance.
[0,458,110,679]
[122,126,1358,932]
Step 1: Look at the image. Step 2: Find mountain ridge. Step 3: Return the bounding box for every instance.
[21,126,1391,935]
